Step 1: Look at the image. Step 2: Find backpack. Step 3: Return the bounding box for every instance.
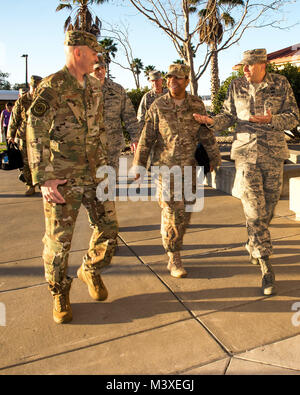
[0,142,24,170]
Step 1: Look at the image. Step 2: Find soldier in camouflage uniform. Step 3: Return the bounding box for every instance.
[133,64,221,278]
[194,49,299,295]
[7,75,42,196]
[137,70,168,132]
[27,30,119,324]
[91,57,139,171]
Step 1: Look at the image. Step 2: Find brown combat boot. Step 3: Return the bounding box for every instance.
[259,257,277,296]
[77,264,108,301]
[25,186,35,196]
[50,279,73,324]
[167,251,187,278]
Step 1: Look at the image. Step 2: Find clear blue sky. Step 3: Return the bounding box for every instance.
[1,0,300,96]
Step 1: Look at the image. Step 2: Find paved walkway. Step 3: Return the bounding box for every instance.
[0,160,300,375]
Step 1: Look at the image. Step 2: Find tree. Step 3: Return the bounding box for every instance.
[101,23,144,89]
[144,65,155,79]
[128,0,298,95]
[197,0,244,105]
[99,38,118,77]
[130,58,144,89]
[0,71,11,90]
[56,0,108,35]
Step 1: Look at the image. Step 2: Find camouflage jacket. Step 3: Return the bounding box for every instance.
[103,78,139,150]
[27,66,107,186]
[137,88,168,132]
[212,73,299,163]
[7,92,33,140]
[133,92,221,169]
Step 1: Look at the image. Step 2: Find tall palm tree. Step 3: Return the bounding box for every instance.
[130,58,144,89]
[144,65,155,79]
[56,0,108,36]
[99,38,118,77]
[197,0,244,107]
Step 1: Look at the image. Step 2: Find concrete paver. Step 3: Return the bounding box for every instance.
[1,165,300,376]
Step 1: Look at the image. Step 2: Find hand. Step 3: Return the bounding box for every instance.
[249,109,272,124]
[134,173,140,181]
[7,137,15,144]
[41,179,68,204]
[193,113,214,125]
[131,142,138,153]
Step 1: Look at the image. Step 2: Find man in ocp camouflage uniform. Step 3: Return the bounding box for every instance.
[91,56,139,171]
[133,64,221,278]
[27,30,119,324]
[194,48,299,296]
[7,75,42,196]
[137,70,167,132]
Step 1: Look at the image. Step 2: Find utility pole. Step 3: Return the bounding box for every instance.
[21,54,28,88]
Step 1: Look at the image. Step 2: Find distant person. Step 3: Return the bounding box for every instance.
[194,48,299,296]
[0,102,13,143]
[137,70,167,132]
[7,75,43,196]
[91,56,139,171]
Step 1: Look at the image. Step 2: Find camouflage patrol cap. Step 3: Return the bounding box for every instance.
[240,48,267,65]
[30,75,42,88]
[93,54,106,69]
[166,64,190,79]
[64,30,102,53]
[148,70,162,81]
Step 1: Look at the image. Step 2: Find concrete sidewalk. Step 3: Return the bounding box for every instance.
[0,161,300,375]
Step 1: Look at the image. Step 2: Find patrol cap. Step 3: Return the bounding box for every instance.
[93,55,106,69]
[148,70,162,81]
[166,64,190,79]
[64,30,102,53]
[239,48,267,65]
[30,75,42,88]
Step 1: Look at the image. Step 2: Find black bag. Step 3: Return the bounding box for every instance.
[0,142,24,170]
[195,143,210,174]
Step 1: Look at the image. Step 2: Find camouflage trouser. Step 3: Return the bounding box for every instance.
[158,172,196,252]
[42,183,118,290]
[19,138,33,187]
[236,157,284,259]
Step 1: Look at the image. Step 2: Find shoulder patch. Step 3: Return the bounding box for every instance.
[31,99,50,117]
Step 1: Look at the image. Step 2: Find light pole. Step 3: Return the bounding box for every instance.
[21,54,28,88]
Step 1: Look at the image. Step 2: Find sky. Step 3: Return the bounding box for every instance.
[1,0,300,96]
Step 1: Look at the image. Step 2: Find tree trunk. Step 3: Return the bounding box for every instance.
[210,43,220,110]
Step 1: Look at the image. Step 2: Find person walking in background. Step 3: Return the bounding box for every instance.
[7,75,42,196]
[91,55,139,172]
[0,102,13,143]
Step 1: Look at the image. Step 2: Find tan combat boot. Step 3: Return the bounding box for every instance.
[77,264,108,301]
[245,242,259,265]
[259,257,277,296]
[167,251,187,278]
[51,280,73,324]
[25,186,35,196]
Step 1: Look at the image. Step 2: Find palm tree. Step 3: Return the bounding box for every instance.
[99,38,118,77]
[197,0,244,107]
[130,58,144,89]
[144,65,155,79]
[173,59,184,65]
[56,0,108,36]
